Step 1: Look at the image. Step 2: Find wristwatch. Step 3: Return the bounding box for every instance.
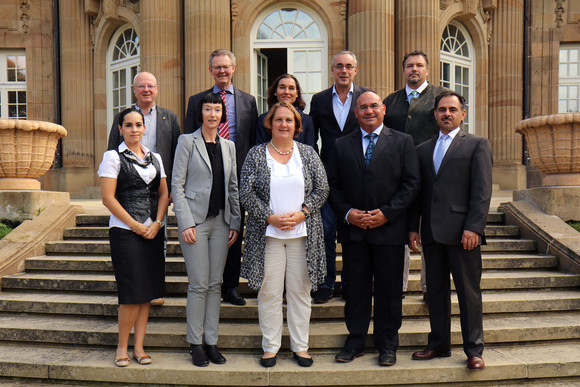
[300,209,309,219]
[155,219,164,228]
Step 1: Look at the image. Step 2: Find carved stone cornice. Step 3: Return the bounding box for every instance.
[440,0,459,11]
[232,0,239,22]
[479,2,494,44]
[555,0,565,27]
[20,0,30,33]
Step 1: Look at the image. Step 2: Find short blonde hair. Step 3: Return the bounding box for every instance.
[264,102,303,136]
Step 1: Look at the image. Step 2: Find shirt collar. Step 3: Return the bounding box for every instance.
[405,81,429,97]
[360,124,383,138]
[332,83,354,96]
[213,84,235,94]
[438,127,460,140]
[134,104,156,115]
[119,141,151,155]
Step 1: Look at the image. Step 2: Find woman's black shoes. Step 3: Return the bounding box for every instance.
[260,354,277,367]
[293,352,313,367]
[189,344,209,367]
[204,344,226,364]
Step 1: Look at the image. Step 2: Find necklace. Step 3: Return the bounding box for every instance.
[270,140,293,155]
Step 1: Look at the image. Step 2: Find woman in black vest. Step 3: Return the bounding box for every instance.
[98,108,169,367]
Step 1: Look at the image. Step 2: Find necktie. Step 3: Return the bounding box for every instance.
[433,134,449,173]
[408,90,419,103]
[364,133,378,168]
[218,90,229,140]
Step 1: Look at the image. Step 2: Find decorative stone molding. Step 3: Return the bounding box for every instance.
[232,0,239,22]
[440,0,458,10]
[479,3,494,43]
[515,113,580,185]
[19,0,30,33]
[555,0,565,27]
[332,0,347,18]
[0,120,67,190]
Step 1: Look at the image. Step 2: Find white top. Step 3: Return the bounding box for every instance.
[266,142,307,239]
[97,142,166,230]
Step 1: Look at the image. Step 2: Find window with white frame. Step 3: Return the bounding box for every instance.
[107,26,140,132]
[559,45,580,113]
[0,51,27,119]
[440,22,475,132]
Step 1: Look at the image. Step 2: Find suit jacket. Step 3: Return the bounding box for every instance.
[107,106,181,191]
[411,131,493,245]
[171,129,241,233]
[310,84,371,166]
[383,84,447,145]
[328,126,421,245]
[183,87,258,175]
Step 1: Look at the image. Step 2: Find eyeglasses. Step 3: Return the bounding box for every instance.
[333,64,356,71]
[134,84,157,90]
[357,103,383,110]
[211,65,233,71]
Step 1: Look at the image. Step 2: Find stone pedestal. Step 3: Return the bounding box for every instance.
[0,190,70,222]
[514,187,580,221]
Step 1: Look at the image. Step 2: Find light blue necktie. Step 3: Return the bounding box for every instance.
[408,90,419,104]
[364,133,378,168]
[433,134,449,173]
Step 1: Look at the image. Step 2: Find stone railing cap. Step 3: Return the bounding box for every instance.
[515,113,580,133]
[0,119,67,137]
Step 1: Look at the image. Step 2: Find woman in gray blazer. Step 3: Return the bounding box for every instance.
[172,93,241,367]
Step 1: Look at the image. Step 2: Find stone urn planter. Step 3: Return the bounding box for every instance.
[0,119,67,190]
[515,113,580,186]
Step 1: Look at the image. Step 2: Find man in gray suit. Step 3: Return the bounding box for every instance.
[184,49,258,306]
[383,50,447,298]
[409,90,492,371]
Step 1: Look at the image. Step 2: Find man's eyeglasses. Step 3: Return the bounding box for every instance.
[134,84,157,90]
[333,64,356,71]
[357,103,383,111]
[211,65,233,71]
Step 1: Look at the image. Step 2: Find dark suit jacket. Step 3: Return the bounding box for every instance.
[107,106,181,191]
[328,126,421,245]
[183,87,258,175]
[310,84,371,166]
[411,131,493,245]
[383,84,447,146]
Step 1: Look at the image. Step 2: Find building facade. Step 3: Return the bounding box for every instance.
[1,0,579,193]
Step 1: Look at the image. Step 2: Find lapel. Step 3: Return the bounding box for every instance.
[437,130,466,176]
[232,87,240,128]
[323,88,340,130]
[192,130,212,171]
[155,107,167,149]
[367,127,391,170]
[219,139,231,180]
[348,130,366,172]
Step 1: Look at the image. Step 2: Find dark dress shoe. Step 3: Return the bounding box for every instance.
[293,352,313,367]
[378,349,397,366]
[204,344,226,364]
[412,348,451,360]
[467,355,485,370]
[260,354,277,367]
[189,344,209,367]
[223,288,246,306]
[335,348,364,363]
[313,287,332,304]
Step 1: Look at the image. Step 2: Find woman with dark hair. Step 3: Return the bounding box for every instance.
[172,92,241,367]
[255,74,315,146]
[98,108,169,367]
[241,102,328,368]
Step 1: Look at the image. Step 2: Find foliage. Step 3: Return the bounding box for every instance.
[566,221,580,233]
[0,223,12,240]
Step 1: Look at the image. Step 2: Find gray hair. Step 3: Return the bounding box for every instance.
[209,49,236,67]
[331,50,358,68]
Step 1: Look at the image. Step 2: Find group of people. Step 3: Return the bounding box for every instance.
[98,48,493,372]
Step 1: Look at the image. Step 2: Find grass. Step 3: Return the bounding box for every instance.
[567,221,580,233]
[0,223,12,240]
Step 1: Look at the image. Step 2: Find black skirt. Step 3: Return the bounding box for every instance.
[109,227,166,304]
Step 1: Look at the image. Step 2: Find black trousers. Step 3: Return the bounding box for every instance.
[342,241,404,352]
[423,242,484,357]
[222,207,245,292]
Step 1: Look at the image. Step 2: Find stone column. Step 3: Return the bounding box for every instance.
[395,1,439,89]
[184,1,230,98]
[489,0,526,189]
[59,0,93,168]
[141,0,184,123]
[348,1,395,98]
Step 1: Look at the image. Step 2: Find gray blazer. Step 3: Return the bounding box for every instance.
[171,129,241,233]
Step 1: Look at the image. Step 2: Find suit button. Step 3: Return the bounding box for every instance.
[408,115,412,119]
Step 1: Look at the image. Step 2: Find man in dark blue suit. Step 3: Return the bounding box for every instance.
[328,91,420,366]
[184,49,258,306]
[309,51,370,304]
[409,90,492,371]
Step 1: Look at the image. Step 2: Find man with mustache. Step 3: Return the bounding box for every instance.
[383,50,447,299]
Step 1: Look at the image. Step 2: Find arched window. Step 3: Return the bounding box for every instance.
[251,5,327,114]
[440,22,475,132]
[106,26,140,133]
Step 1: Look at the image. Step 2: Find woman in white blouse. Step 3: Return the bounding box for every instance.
[98,108,169,367]
[240,102,328,368]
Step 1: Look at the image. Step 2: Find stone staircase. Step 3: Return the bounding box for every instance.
[0,211,579,386]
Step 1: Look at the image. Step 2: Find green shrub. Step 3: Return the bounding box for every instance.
[567,221,580,233]
[0,223,12,240]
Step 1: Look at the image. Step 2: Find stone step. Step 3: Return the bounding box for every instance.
[0,342,577,386]
[44,238,537,256]
[23,253,557,274]
[2,270,579,295]
[62,224,521,240]
[0,290,577,319]
[0,312,577,349]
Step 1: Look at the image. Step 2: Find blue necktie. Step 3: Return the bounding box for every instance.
[364,133,378,168]
[408,90,419,103]
[433,134,449,173]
